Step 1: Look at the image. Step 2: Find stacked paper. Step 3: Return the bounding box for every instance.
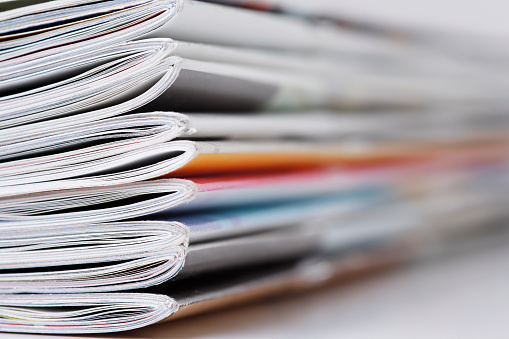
[1,0,509,334]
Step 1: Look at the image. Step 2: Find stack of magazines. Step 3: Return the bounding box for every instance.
[2,0,509,334]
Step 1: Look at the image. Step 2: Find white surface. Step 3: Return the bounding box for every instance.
[276,0,509,39]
